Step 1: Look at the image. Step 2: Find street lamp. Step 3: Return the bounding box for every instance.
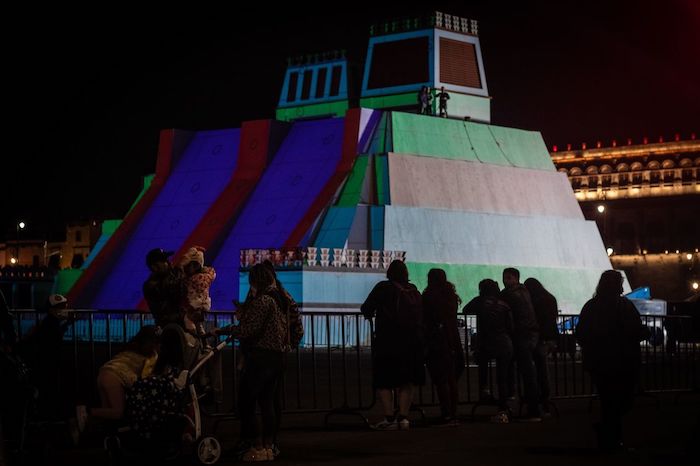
[596,205,607,243]
[15,220,26,266]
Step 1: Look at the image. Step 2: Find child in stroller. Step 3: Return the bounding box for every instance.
[107,323,231,465]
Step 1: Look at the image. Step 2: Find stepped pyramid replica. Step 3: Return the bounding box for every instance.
[69,12,616,318]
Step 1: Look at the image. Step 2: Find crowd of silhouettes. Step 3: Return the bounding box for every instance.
[0,250,652,461]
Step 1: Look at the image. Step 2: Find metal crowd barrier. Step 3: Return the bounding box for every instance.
[9,309,699,422]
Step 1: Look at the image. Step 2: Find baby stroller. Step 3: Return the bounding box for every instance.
[105,324,231,465]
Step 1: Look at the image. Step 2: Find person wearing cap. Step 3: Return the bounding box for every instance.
[180,246,216,338]
[21,294,76,421]
[143,248,185,328]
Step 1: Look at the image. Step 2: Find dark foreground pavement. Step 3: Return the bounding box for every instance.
[19,393,700,465]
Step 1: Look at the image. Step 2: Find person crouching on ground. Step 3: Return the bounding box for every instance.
[79,326,159,426]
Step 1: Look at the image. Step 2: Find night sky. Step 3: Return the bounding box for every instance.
[4,1,698,241]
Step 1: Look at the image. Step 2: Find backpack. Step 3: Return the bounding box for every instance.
[392,282,423,335]
[261,287,304,351]
[287,299,304,348]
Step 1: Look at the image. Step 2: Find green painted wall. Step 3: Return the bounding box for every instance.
[53,269,83,296]
[375,155,389,205]
[406,262,606,313]
[337,156,369,206]
[276,101,348,121]
[391,112,555,171]
[360,93,417,110]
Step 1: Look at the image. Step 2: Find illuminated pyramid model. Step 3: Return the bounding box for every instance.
[69,12,614,314]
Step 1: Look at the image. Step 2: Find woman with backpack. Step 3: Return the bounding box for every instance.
[423,269,464,426]
[361,260,425,430]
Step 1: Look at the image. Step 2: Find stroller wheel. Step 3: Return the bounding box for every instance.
[195,436,221,465]
[104,435,122,465]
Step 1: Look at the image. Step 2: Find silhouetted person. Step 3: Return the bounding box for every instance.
[218,264,290,461]
[524,277,559,416]
[361,260,424,430]
[576,270,647,452]
[501,267,541,421]
[0,290,16,351]
[463,279,514,422]
[0,289,19,463]
[262,260,304,458]
[423,268,464,425]
[21,294,76,421]
[418,86,433,115]
[90,326,159,421]
[437,86,450,117]
[143,248,185,328]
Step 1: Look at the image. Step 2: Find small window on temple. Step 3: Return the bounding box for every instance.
[301,70,313,100]
[330,66,342,96]
[315,68,328,98]
[287,72,299,102]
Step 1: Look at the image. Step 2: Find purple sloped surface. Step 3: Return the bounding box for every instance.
[90,129,241,309]
[210,118,345,310]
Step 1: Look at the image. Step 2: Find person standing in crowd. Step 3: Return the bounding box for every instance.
[21,294,76,421]
[524,278,559,416]
[262,260,303,458]
[0,289,16,353]
[576,270,647,453]
[143,248,185,328]
[422,268,464,426]
[218,264,290,462]
[232,260,304,460]
[463,279,515,423]
[0,289,19,465]
[361,260,424,431]
[501,268,541,421]
[437,86,450,118]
